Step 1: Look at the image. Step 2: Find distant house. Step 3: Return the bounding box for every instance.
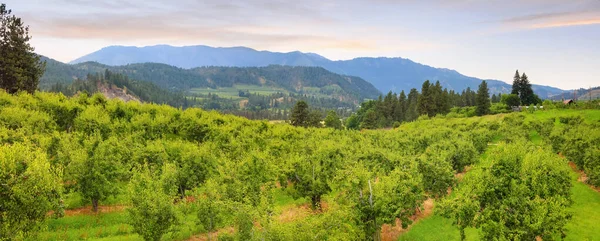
[563,99,574,105]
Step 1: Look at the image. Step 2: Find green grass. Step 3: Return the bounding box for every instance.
[397,215,479,241]
[35,189,305,241]
[188,84,289,99]
[564,173,600,241]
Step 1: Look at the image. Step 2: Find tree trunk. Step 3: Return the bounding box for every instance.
[311,195,321,210]
[92,199,99,213]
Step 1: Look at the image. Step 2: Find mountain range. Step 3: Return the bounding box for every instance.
[70,45,565,98]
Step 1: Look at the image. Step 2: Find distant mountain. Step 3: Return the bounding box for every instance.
[43,58,382,102]
[70,45,565,98]
[548,87,600,101]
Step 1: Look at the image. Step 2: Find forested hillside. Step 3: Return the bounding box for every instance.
[40,58,381,101]
[2,90,595,240]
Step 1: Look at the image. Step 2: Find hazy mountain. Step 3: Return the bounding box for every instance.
[70,45,565,98]
[43,58,382,101]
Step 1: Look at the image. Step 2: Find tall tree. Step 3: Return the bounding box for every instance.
[511,70,521,96]
[394,90,407,122]
[475,81,491,116]
[405,88,419,121]
[290,101,310,127]
[418,80,433,116]
[519,73,536,105]
[0,4,45,94]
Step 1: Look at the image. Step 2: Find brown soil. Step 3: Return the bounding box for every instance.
[48,205,128,217]
[568,161,600,193]
[380,198,435,241]
[187,227,235,241]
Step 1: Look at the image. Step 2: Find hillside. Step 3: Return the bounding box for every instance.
[3,91,598,241]
[42,58,381,101]
[69,45,564,98]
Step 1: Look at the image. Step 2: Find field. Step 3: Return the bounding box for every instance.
[188,84,344,100]
[189,84,289,100]
[2,91,600,241]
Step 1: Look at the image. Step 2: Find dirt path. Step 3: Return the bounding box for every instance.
[48,205,128,217]
[380,198,435,241]
[568,161,600,193]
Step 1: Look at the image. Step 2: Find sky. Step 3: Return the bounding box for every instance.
[4,0,600,89]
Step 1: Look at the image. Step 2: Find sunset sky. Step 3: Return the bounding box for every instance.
[5,0,600,89]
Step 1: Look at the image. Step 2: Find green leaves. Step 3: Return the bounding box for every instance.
[440,143,572,240]
[127,165,178,241]
[0,3,45,94]
[0,142,62,239]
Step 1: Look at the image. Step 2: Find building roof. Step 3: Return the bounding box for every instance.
[563,99,573,104]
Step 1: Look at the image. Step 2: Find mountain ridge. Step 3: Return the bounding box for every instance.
[69,44,565,98]
[43,57,382,102]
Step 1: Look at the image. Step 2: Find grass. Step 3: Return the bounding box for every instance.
[34,188,308,241]
[188,84,289,99]
[564,173,600,241]
[397,215,479,241]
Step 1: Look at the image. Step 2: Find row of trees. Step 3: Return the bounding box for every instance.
[347,80,492,129]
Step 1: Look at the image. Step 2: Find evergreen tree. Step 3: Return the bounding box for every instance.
[406,88,419,121]
[290,101,310,127]
[394,91,406,122]
[511,70,521,96]
[475,81,491,116]
[418,81,433,116]
[520,73,536,105]
[0,4,45,94]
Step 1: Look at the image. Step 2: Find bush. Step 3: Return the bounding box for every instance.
[584,149,600,187]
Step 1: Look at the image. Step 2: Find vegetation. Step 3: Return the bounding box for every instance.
[511,70,541,105]
[0,4,45,94]
[0,90,598,240]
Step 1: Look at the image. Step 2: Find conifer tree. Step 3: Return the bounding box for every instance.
[475,81,491,116]
[511,70,521,96]
[418,81,433,116]
[290,101,310,127]
[0,4,45,94]
[406,88,419,121]
[520,73,536,105]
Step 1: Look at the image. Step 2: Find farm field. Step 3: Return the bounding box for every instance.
[2,91,599,241]
[188,84,289,99]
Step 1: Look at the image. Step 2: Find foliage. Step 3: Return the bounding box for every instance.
[0,4,45,94]
[501,93,521,107]
[324,110,343,129]
[475,80,490,116]
[127,165,178,241]
[0,142,62,240]
[440,143,572,240]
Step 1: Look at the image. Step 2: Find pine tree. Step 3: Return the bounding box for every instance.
[290,101,310,127]
[394,91,406,122]
[0,4,45,94]
[511,70,521,96]
[519,73,536,105]
[406,88,419,121]
[476,81,491,116]
[418,81,433,116]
